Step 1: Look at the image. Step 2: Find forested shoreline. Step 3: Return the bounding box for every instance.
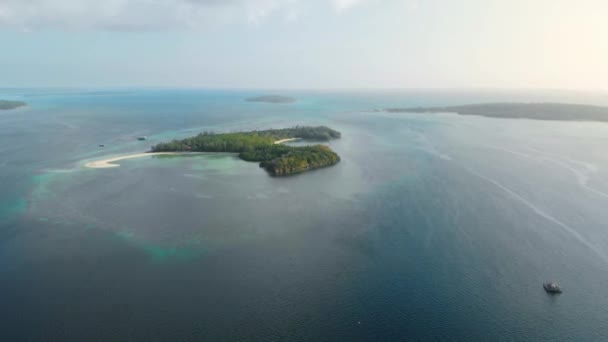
[384,102,608,122]
[0,100,27,110]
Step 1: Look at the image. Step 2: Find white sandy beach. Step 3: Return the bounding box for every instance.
[84,152,203,168]
[273,138,301,144]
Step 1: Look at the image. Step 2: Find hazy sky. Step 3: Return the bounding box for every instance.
[0,0,606,89]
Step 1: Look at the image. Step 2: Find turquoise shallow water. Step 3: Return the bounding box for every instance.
[2,88,608,340]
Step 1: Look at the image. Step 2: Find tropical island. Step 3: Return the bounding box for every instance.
[0,100,27,110]
[385,102,608,122]
[245,95,296,104]
[134,126,341,176]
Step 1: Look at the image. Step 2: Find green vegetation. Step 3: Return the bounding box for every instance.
[260,145,340,176]
[385,102,608,122]
[151,126,341,176]
[0,100,27,110]
[246,95,296,103]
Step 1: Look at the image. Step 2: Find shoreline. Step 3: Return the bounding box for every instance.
[84,152,206,169]
[273,138,301,144]
[86,137,304,169]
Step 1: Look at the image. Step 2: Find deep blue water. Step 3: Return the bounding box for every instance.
[2,88,608,340]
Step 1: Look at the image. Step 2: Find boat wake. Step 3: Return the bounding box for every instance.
[464,166,608,265]
[488,146,608,200]
[404,128,453,161]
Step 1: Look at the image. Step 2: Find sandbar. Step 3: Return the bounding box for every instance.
[273,138,301,144]
[84,152,204,169]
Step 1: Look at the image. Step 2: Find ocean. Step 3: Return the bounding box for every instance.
[1,88,608,340]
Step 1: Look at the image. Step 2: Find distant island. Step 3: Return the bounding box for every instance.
[151,126,341,176]
[0,100,27,110]
[246,95,296,104]
[385,102,608,122]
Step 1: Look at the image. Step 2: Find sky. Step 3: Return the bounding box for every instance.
[0,0,606,90]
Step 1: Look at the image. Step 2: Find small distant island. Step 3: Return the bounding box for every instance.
[151,126,341,176]
[385,102,608,122]
[0,100,27,110]
[246,95,296,104]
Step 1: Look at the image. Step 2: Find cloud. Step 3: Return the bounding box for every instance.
[0,0,371,31]
[331,0,363,12]
[0,0,306,31]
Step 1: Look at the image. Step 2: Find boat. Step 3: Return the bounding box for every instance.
[99,144,105,147]
[137,136,148,141]
[543,282,562,294]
